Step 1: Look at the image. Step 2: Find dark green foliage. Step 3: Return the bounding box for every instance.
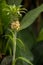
[32,41,43,65]
[0,0,43,65]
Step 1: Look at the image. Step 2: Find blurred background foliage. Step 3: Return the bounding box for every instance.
[0,0,43,65]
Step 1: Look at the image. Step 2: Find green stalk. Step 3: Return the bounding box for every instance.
[12,31,17,65]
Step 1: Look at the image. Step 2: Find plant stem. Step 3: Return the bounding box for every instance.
[12,31,17,65]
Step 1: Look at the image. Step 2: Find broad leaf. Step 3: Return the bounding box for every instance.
[17,29,34,61]
[20,4,43,30]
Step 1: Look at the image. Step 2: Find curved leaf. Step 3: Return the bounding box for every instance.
[15,57,33,65]
[20,4,43,30]
[16,38,25,50]
[4,35,13,41]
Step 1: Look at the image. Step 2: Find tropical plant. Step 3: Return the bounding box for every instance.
[0,0,43,65]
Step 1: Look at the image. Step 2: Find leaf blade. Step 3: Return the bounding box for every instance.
[15,57,33,65]
[20,4,43,30]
